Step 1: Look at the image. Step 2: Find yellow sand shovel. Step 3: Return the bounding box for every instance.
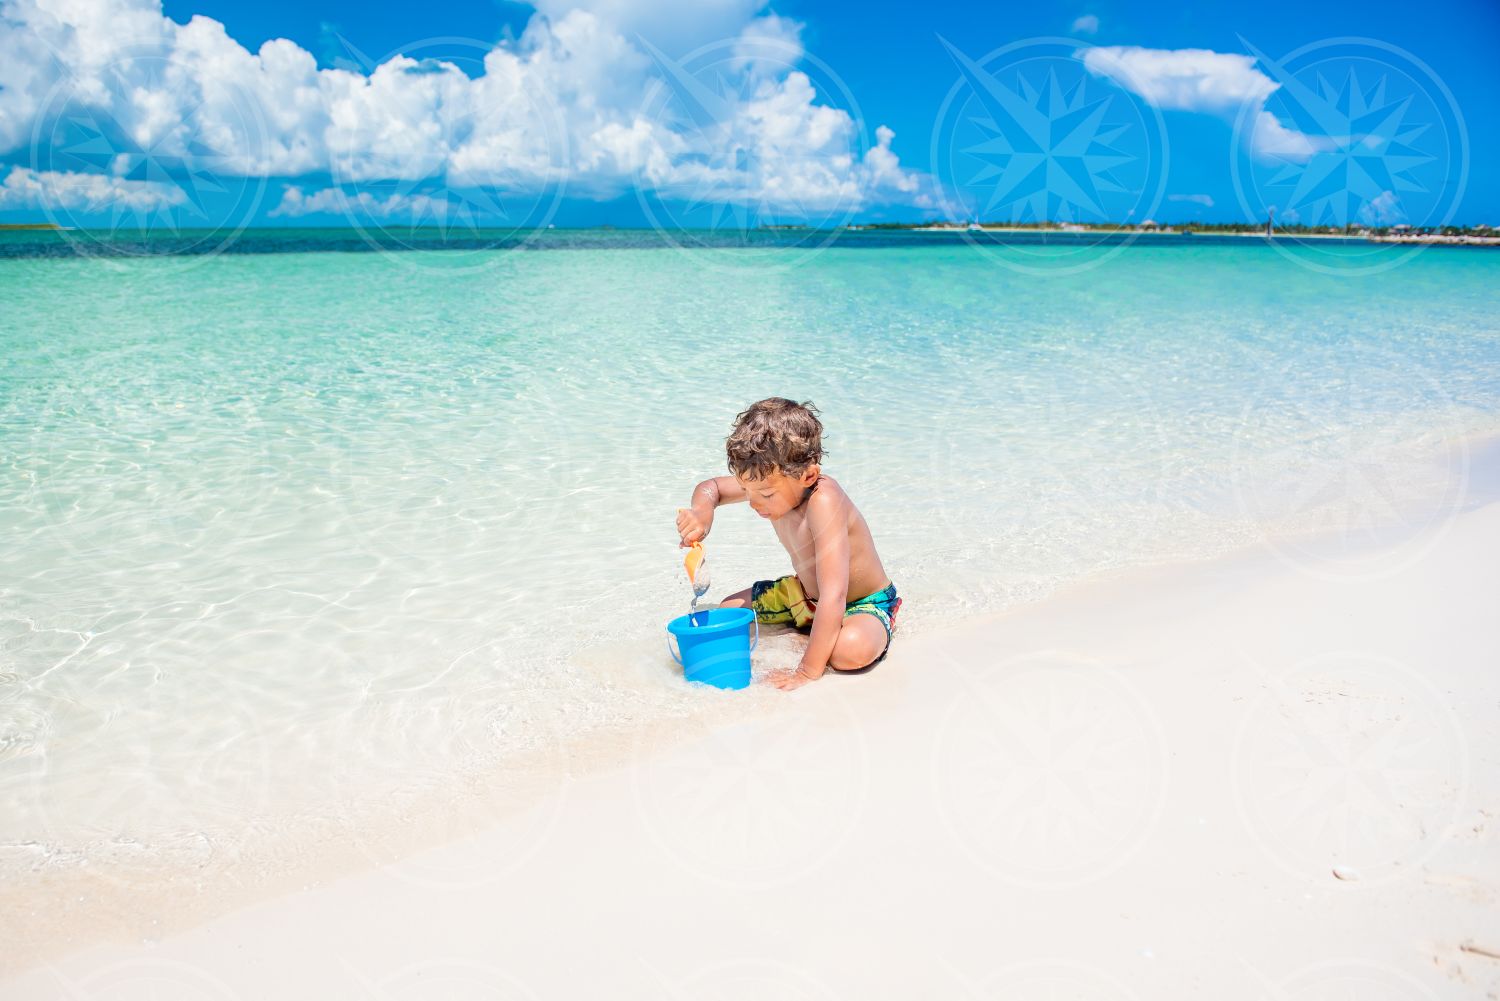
[683,540,711,611]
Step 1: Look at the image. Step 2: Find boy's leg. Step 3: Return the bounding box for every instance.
[717,587,754,609]
[828,613,890,673]
[725,577,809,626]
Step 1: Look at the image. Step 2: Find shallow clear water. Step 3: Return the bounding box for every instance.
[2,232,1498,892]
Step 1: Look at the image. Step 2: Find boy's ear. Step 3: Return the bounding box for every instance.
[799,464,821,486]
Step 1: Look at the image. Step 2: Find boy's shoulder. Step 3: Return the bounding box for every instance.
[803,474,855,516]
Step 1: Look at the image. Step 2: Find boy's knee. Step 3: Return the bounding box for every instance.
[829,620,883,671]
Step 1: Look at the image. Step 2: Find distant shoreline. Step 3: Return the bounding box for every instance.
[2,223,1496,252]
[905,224,1500,246]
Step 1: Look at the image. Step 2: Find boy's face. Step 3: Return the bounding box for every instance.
[737,466,820,521]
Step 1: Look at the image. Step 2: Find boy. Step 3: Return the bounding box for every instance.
[675,398,901,691]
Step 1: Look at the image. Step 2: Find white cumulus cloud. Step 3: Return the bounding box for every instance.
[529,0,769,55]
[268,184,450,219]
[1079,46,1275,112]
[1250,109,1335,160]
[0,166,187,210]
[1357,189,1405,226]
[0,0,933,216]
[1078,44,1327,162]
[1071,15,1099,35]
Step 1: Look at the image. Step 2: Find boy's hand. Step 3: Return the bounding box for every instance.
[767,665,821,691]
[676,507,711,548]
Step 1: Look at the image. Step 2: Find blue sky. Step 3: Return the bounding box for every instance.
[2,0,1496,229]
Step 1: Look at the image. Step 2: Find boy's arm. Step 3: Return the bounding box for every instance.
[691,475,747,510]
[795,491,850,679]
[677,476,746,546]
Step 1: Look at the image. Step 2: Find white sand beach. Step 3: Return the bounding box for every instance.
[4,0,1499,987]
[5,443,1498,999]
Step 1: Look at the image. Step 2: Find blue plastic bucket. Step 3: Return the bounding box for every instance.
[666,607,759,690]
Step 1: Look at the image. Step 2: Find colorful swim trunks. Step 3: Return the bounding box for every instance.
[749,575,902,673]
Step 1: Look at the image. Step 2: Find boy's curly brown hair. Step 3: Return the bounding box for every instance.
[726,398,825,480]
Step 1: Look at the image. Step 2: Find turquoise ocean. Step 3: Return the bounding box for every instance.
[2,229,1499,912]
